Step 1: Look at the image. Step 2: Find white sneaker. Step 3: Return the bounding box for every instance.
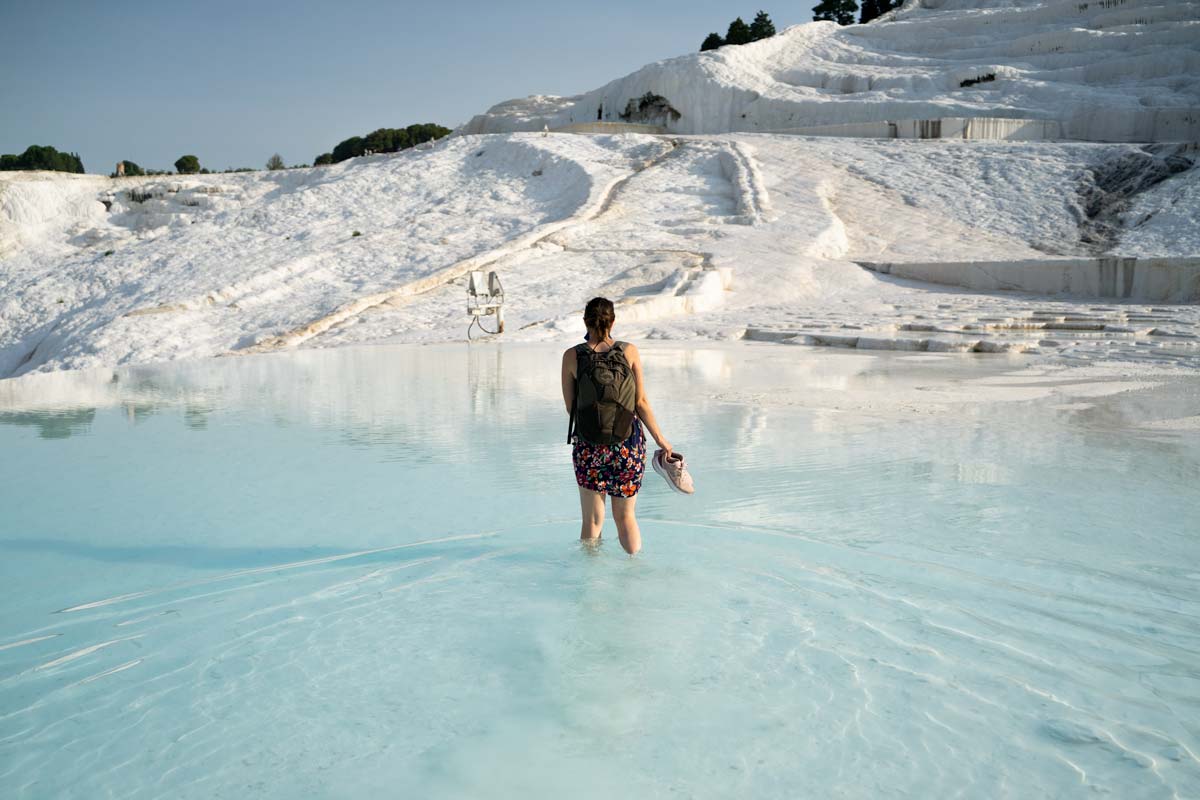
[652,449,695,495]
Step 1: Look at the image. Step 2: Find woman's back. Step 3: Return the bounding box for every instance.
[561,297,672,555]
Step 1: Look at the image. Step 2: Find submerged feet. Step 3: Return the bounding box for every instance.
[578,532,640,556]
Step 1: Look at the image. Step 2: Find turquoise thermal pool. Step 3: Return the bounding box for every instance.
[1,344,1198,798]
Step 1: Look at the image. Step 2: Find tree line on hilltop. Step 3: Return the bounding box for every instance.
[815,0,901,26]
[701,11,776,51]
[112,156,257,177]
[0,145,85,174]
[701,0,903,48]
[312,123,452,166]
[0,123,452,177]
[116,123,453,175]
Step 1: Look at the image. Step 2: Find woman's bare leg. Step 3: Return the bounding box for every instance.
[579,486,606,542]
[610,495,641,555]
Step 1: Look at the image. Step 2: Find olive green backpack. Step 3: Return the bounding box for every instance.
[567,341,638,445]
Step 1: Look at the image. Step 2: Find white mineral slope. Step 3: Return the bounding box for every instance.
[0,172,111,261]
[313,134,1200,363]
[1115,158,1200,256]
[461,0,1200,142]
[0,134,665,377]
[4,132,1199,378]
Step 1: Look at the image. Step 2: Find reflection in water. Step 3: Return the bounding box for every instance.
[1,343,1198,468]
[0,408,95,439]
[468,343,506,419]
[123,403,162,425]
[184,405,211,431]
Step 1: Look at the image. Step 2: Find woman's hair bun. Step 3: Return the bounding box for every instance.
[584,296,615,334]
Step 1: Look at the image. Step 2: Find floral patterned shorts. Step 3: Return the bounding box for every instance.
[572,418,647,498]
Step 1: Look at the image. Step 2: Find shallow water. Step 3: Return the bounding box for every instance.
[1,344,1198,798]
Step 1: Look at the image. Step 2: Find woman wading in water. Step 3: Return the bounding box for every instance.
[561,297,672,554]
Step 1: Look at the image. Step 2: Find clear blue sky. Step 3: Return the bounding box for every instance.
[0,0,819,174]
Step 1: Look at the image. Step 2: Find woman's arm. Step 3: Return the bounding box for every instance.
[626,344,672,458]
[561,348,576,414]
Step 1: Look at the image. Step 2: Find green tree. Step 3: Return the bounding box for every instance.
[750,10,776,40]
[266,153,285,170]
[174,154,200,174]
[0,145,85,173]
[405,124,427,145]
[363,128,395,153]
[700,32,725,51]
[813,0,858,25]
[725,17,753,45]
[325,124,450,164]
[860,0,895,22]
[409,123,451,144]
[331,136,365,163]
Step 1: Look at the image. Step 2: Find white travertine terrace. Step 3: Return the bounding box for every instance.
[461,0,1200,143]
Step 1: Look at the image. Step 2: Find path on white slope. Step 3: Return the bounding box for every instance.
[462,0,1200,142]
[309,136,842,348]
[0,135,664,377]
[316,134,1200,365]
[238,137,689,353]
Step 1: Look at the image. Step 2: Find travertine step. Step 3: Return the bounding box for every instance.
[743,298,1200,362]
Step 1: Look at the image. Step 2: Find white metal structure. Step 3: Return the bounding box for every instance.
[467,270,505,339]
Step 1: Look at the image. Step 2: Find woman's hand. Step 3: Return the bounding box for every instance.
[656,439,673,461]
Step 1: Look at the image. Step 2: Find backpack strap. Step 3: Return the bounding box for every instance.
[566,344,589,443]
